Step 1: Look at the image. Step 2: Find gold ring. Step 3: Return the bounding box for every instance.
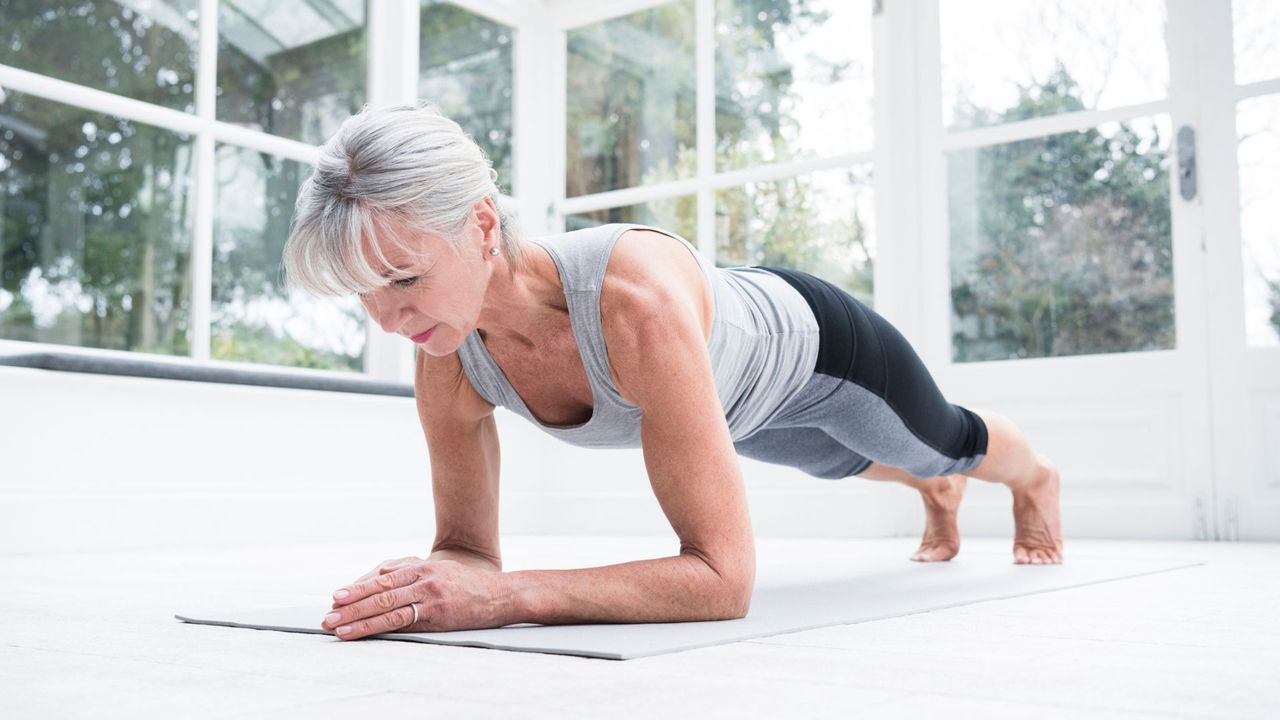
[408,602,419,627]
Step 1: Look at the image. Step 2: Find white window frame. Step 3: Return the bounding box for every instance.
[0,0,531,386]
[547,0,884,271]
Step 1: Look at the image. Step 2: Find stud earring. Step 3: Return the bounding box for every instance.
[489,247,500,256]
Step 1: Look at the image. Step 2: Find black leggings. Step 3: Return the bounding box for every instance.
[730,267,989,479]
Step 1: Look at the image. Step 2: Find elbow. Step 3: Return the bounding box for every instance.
[684,545,755,620]
[713,562,755,620]
[724,583,753,620]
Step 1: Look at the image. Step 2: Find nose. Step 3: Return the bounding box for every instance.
[360,289,408,335]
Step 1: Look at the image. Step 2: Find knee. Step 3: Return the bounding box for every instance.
[810,456,869,480]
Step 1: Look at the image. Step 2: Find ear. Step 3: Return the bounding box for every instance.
[472,196,500,247]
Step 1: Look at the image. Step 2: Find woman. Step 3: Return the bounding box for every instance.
[285,104,1063,641]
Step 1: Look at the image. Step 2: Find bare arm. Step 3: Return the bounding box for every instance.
[416,346,504,572]
[504,230,755,624]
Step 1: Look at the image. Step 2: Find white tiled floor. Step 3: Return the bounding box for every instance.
[1,536,1276,719]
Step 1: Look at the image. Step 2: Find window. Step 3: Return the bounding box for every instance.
[562,0,875,301]
[420,1,515,195]
[216,0,367,145]
[0,90,194,354]
[1,1,516,380]
[566,0,696,198]
[0,0,200,113]
[941,0,1176,362]
[211,145,365,370]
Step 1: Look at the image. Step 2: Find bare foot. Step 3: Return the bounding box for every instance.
[911,474,967,562]
[1011,457,1064,564]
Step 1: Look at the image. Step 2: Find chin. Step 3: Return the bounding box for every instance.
[420,328,461,357]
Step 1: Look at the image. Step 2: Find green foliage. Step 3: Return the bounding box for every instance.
[1,90,193,356]
[212,325,361,373]
[949,66,1176,362]
[566,0,698,197]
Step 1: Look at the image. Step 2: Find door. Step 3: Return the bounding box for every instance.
[902,0,1218,539]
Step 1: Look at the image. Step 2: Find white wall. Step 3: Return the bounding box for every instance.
[0,365,918,555]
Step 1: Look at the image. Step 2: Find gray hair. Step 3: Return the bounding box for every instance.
[283,102,525,297]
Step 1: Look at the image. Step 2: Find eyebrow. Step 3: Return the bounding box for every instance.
[377,249,434,279]
[379,260,420,279]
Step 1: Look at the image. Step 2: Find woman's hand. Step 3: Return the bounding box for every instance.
[320,559,514,640]
[332,556,422,609]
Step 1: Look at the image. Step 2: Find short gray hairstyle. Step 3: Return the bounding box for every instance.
[283,102,524,297]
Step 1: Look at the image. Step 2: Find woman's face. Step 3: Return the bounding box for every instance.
[357,204,498,357]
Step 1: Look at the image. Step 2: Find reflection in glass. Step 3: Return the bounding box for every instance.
[715,167,874,305]
[420,1,515,195]
[940,0,1168,131]
[715,0,872,171]
[566,0,696,197]
[949,117,1175,362]
[211,145,365,371]
[0,91,193,354]
[564,196,696,244]
[0,0,199,112]
[1237,94,1280,347]
[216,0,367,145]
[1233,0,1280,86]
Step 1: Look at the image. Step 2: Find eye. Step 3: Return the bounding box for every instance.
[392,276,420,288]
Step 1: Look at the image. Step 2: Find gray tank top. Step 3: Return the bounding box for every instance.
[455,223,819,448]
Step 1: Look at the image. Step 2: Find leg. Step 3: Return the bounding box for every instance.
[856,461,969,562]
[966,408,1063,564]
[848,409,1063,565]
[757,266,1063,565]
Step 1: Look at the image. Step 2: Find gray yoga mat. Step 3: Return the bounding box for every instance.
[176,552,1204,660]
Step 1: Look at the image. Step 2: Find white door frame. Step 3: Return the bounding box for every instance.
[912,0,1217,539]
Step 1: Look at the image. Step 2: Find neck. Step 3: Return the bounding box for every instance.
[474,243,565,345]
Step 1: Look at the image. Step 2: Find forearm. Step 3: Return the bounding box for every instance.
[505,553,749,625]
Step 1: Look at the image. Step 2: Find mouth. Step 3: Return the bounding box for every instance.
[409,326,437,344]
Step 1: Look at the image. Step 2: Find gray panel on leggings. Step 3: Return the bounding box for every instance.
[736,373,987,479]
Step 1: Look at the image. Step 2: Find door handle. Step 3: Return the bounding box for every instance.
[1177,125,1197,201]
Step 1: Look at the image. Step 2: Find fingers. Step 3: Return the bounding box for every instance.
[332,565,419,608]
[354,556,420,584]
[323,591,421,640]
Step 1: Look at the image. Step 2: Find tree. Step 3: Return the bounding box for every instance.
[949,64,1175,362]
[565,0,874,303]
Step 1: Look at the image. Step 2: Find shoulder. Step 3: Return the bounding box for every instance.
[599,227,715,405]
[600,227,710,333]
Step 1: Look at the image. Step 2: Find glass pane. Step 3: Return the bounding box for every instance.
[216,0,367,145]
[716,0,873,172]
[566,0,696,197]
[940,0,1168,131]
[0,90,193,354]
[420,1,515,195]
[0,0,199,113]
[1237,94,1280,347]
[715,166,874,305]
[948,116,1175,362]
[1234,0,1280,86]
[211,144,365,371]
[564,195,696,243]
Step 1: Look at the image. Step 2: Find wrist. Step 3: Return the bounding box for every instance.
[427,547,501,572]
[501,570,535,625]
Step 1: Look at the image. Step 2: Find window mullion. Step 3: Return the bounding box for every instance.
[914,0,949,368]
[364,0,421,382]
[696,0,715,259]
[190,0,219,362]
